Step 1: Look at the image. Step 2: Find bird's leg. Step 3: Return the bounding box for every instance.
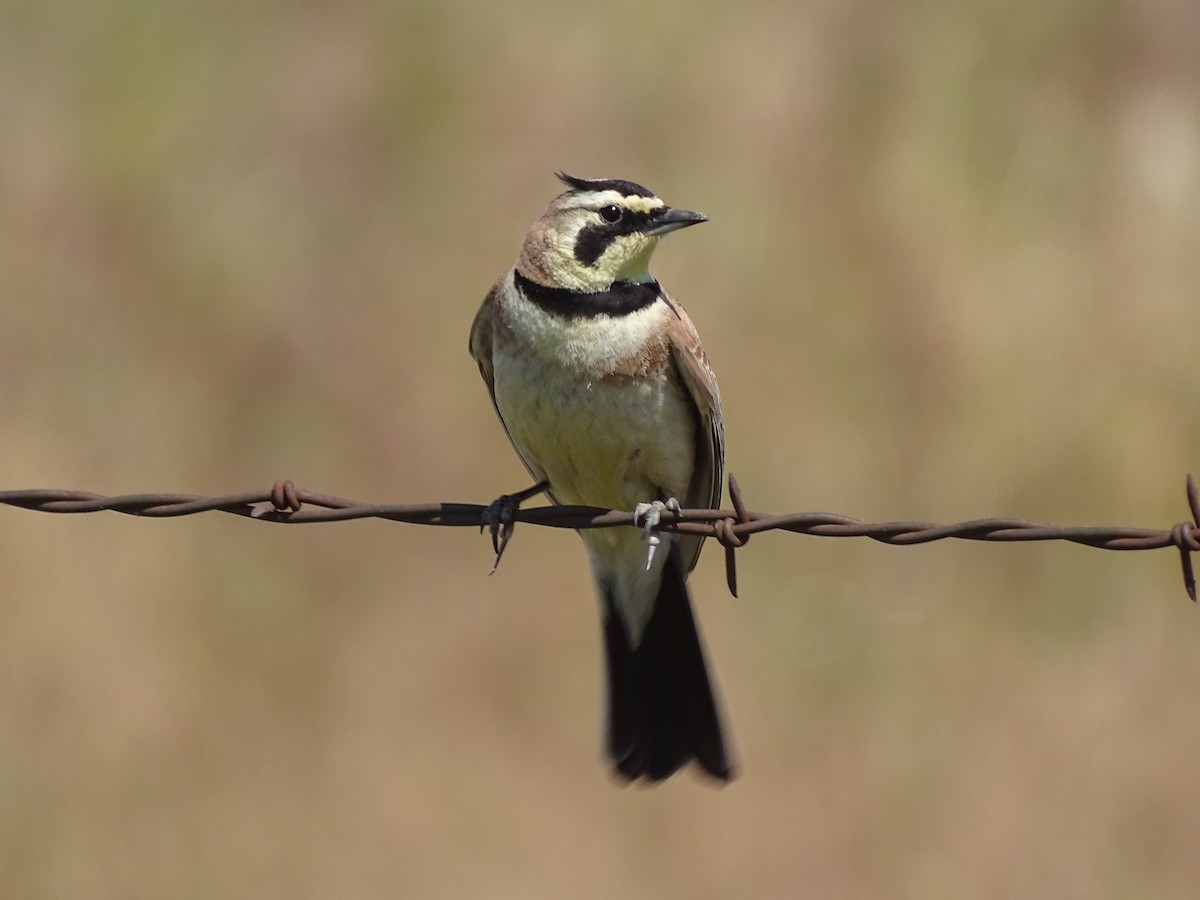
[480,480,548,574]
[633,497,683,571]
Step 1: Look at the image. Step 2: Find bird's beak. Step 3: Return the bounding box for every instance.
[645,207,708,236]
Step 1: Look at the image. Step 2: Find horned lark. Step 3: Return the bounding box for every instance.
[469,172,731,783]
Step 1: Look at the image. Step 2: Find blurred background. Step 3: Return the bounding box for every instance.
[2,0,1200,896]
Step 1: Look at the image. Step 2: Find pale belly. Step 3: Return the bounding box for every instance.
[492,349,696,513]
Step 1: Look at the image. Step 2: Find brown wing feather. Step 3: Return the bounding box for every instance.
[468,280,501,406]
[468,280,554,496]
[660,289,724,574]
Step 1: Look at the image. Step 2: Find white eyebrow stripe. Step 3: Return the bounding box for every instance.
[621,195,666,213]
[560,190,666,213]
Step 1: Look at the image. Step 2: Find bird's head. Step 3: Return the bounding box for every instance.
[517,172,707,292]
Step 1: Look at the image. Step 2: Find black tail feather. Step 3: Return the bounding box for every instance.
[603,561,732,783]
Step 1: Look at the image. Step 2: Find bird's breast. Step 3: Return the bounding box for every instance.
[492,298,695,512]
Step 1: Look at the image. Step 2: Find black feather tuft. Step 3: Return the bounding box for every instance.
[555,171,657,199]
[602,558,732,784]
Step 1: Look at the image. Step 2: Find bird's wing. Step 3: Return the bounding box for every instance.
[468,280,501,408]
[661,289,725,574]
[468,280,555,499]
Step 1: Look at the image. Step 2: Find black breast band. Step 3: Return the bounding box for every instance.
[514,271,661,319]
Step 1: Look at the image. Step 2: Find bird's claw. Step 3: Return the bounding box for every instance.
[634,498,683,570]
[479,481,547,574]
[481,494,520,574]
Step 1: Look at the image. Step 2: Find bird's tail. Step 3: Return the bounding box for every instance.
[602,559,732,783]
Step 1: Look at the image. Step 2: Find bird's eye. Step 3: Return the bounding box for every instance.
[598,205,622,223]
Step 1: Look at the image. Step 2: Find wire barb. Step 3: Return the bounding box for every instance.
[1,474,1198,603]
[272,479,302,513]
[713,474,752,598]
[1172,474,1200,602]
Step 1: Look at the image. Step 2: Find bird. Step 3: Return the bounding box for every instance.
[468,172,732,784]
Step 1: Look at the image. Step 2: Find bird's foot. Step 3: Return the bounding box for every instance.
[480,481,547,574]
[633,497,683,571]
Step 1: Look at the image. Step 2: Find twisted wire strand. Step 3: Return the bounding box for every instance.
[2,473,1197,601]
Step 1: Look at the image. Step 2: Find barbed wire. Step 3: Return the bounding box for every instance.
[2,474,1198,602]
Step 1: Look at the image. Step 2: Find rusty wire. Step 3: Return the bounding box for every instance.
[2,474,1198,602]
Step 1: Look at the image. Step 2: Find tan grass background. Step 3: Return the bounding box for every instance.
[2,1,1200,896]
